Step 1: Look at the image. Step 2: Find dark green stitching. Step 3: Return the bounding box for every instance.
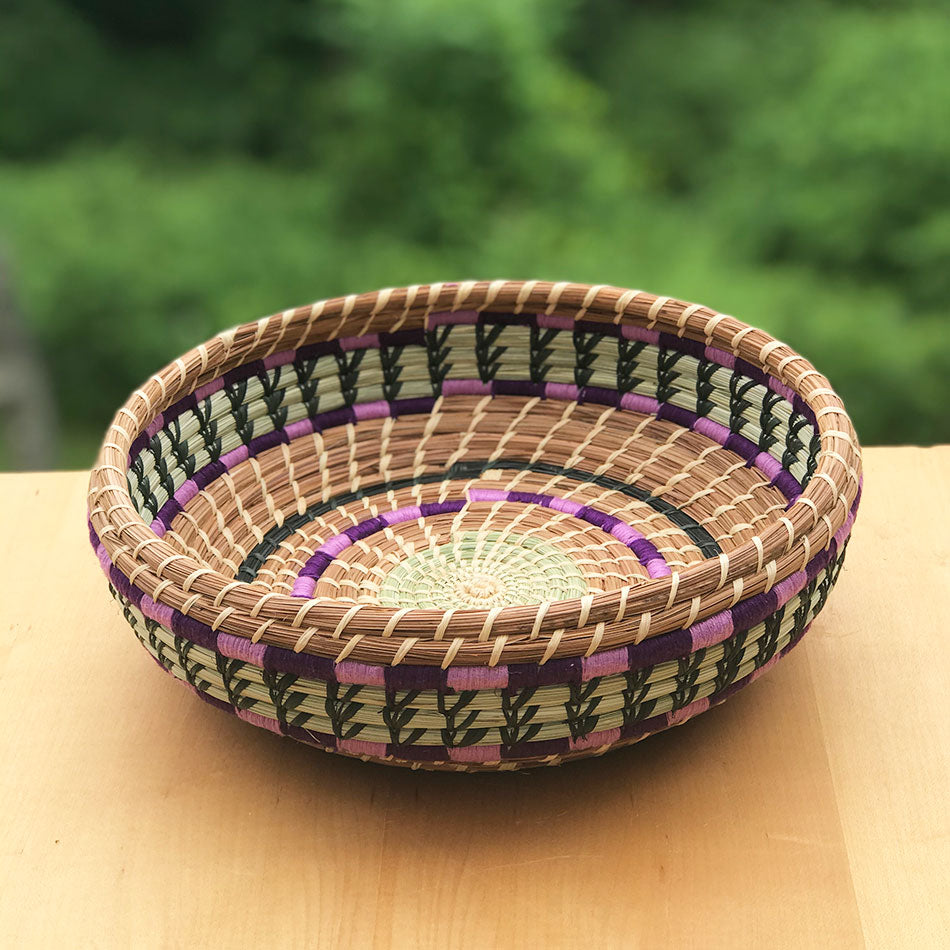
[292,354,322,417]
[259,366,289,431]
[262,669,309,728]
[474,321,506,383]
[695,357,718,417]
[728,374,757,437]
[438,690,486,747]
[335,348,366,407]
[758,389,785,454]
[379,344,405,401]
[193,396,222,462]
[656,347,686,404]
[782,414,811,474]
[425,326,453,394]
[620,666,656,726]
[671,647,707,709]
[617,337,647,394]
[383,689,424,746]
[224,378,254,446]
[565,677,603,740]
[324,680,365,740]
[713,627,748,693]
[529,325,558,383]
[572,329,601,389]
[499,688,542,747]
[215,653,257,710]
[755,605,785,667]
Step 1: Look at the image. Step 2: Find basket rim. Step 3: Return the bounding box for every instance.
[88,280,862,665]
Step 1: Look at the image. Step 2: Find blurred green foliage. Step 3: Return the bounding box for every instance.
[1,0,948,467]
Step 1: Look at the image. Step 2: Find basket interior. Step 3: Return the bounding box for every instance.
[125,311,820,613]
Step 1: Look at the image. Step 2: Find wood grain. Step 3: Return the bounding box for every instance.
[1,449,947,948]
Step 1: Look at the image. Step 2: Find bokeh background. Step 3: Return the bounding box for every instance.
[1,0,948,470]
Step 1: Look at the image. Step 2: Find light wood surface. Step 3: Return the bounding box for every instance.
[1,447,948,948]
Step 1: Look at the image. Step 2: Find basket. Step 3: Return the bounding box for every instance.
[88,281,861,770]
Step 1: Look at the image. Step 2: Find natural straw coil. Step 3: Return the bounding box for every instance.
[88,281,861,770]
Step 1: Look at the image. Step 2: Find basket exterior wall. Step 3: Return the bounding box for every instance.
[92,524,851,770]
[88,281,862,769]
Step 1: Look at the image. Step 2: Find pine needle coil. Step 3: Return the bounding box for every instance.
[88,281,861,770]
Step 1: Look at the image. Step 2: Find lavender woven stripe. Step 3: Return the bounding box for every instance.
[89,480,857,692]
[129,327,428,459]
[129,311,816,462]
[290,493,670,598]
[470,488,670,573]
[133,601,818,767]
[290,499,463,597]
[146,383,804,540]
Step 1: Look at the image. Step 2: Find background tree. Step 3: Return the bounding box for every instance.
[1,0,948,466]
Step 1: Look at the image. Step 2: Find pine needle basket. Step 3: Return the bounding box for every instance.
[88,281,861,771]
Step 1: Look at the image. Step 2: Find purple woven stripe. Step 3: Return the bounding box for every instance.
[295,552,334,583]
[193,458,227,492]
[508,656,583,691]
[774,469,803,503]
[262,646,336,681]
[656,402,695,430]
[293,498,469,588]
[345,516,388,541]
[427,309,479,327]
[139,613,813,765]
[499,736,572,761]
[127,328,424,458]
[292,490,668,594]
[385,664,447,692]
[442,378,491,396]
[723,432,760,464]
[340,333,379,352]
[107,538,843,767]
[134,382,803,528]
[130,313,816,460]
[97,478,852,769]
[108,562,138,607]
[381,327,427,348]
[467,489,668,570]
[658,331,705,362]
[731,588,780,632]
[389,743,453,763]
[92,480,856,693]
[479,310,537,327]
[492,378,542,398]
[420,499,466,517]
[580,385,623,407]
[93,484,856,690]
[393,396,438,416]
[152,396,435,529]
[627,627,694,672]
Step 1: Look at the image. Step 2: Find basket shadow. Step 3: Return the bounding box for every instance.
[211,664,793,854]
[133,642,844,937]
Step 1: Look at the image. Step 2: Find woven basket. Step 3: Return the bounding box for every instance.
[88,281,861,770]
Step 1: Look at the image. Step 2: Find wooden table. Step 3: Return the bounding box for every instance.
[1,447,948,948]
